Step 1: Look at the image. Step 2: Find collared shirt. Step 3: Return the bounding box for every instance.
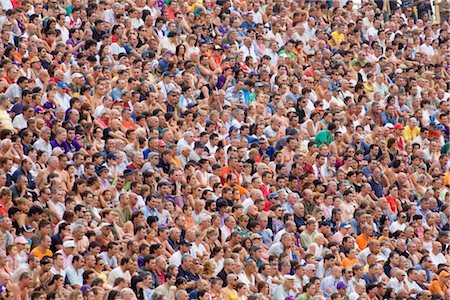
[66,266,83,287]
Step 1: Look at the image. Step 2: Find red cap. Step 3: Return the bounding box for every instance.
[394,123,403,130]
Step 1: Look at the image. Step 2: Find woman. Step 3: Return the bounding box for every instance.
[302,111,325,138]
[48,274,66,299]
[209,246,224,276]
[130,275,146,300]
[383,251,400,278]
[385,185,400,215]
[66,28,84,54]
[234,215,250,240]
[269,204,285,234]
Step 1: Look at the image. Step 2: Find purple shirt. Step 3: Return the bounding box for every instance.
[50,139,72,154]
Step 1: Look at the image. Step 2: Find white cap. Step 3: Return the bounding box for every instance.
[283,275,295,280]
[63,240,76,248]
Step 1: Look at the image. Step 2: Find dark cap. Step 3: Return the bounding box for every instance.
[123,169,137,177]
[179,240,192,247]
[158,180,172,187]
[23,225,35,233]
[107,153,117,160]
[194,142,205,149]
[40,256,52,265]
[96,165,108,175]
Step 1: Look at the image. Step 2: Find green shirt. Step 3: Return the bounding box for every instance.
[296,293,313,300]
[315,129,333,147]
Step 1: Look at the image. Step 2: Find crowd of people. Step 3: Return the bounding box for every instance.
[0,0,449,299]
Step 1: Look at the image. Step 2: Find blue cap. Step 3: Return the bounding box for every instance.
[268,192,279,200]
[57,82,68,89]
[339,222,351,228]
[106,153,117,160]
[96,165,108,175]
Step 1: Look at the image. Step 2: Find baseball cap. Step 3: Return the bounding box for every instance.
[337,282,348,289]
[57,82,68,89]
[179,240,192,247]
[106,153,117,160]
[40,256,52,265]
[14,236,28,244]
[283,275,295,280]
[157,140,166,147]
[268,192,279,200]
[394,123,403,130]
[250,233,262,240]
[339,222,351,229]
[439,270,450,278]
[100,222,113,228]
[23,225,35,233]
[123,169,137,177]
[96,165,108,175]
[63,240,76,248]
[34,106,45,114]
[72,73,83,79]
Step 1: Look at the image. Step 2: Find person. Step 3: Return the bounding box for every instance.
[0,1,447,299]
[272,275,295,300]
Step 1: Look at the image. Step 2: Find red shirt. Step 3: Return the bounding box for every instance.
[0,199,7,216]
[385,195,397,213]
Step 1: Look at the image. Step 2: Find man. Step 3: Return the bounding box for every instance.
[217,258,236,287]
[429,270,449,296]
[98,241,119,270]
[66,255,85,288]
[321,266,343,298]
[108,256,132,284]
[356,224,374,250]
[389,212,408,233]
[9,272,33,300]
[30,235,53,260]
[272,275,295,300]
[169,240,191,267]
[56,240,76,268]
[153,272,176,300]
[177,255,199,293]
[315,123,337,147]
[299,218,317,249]
[139,255,160,288]
[33,127,53,157]
[51,252,66,278]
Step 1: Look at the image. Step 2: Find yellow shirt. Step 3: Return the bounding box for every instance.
[444,172,450,186]
[402,126,420,143]
[330,31,345,46]
[222,287,238,300]
[0,109,14,132]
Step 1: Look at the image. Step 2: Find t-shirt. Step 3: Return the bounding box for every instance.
[30,247,53,260]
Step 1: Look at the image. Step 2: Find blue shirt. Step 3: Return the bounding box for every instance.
[320,276,339,298]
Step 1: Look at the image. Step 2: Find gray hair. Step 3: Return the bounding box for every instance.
[0,94,9,104]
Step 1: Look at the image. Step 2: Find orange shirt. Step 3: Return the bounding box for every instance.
[342,257,359,268]
[355,233,372,250]
[30,247,53,260]
[429,279,447,294]
[121,120,137,130]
